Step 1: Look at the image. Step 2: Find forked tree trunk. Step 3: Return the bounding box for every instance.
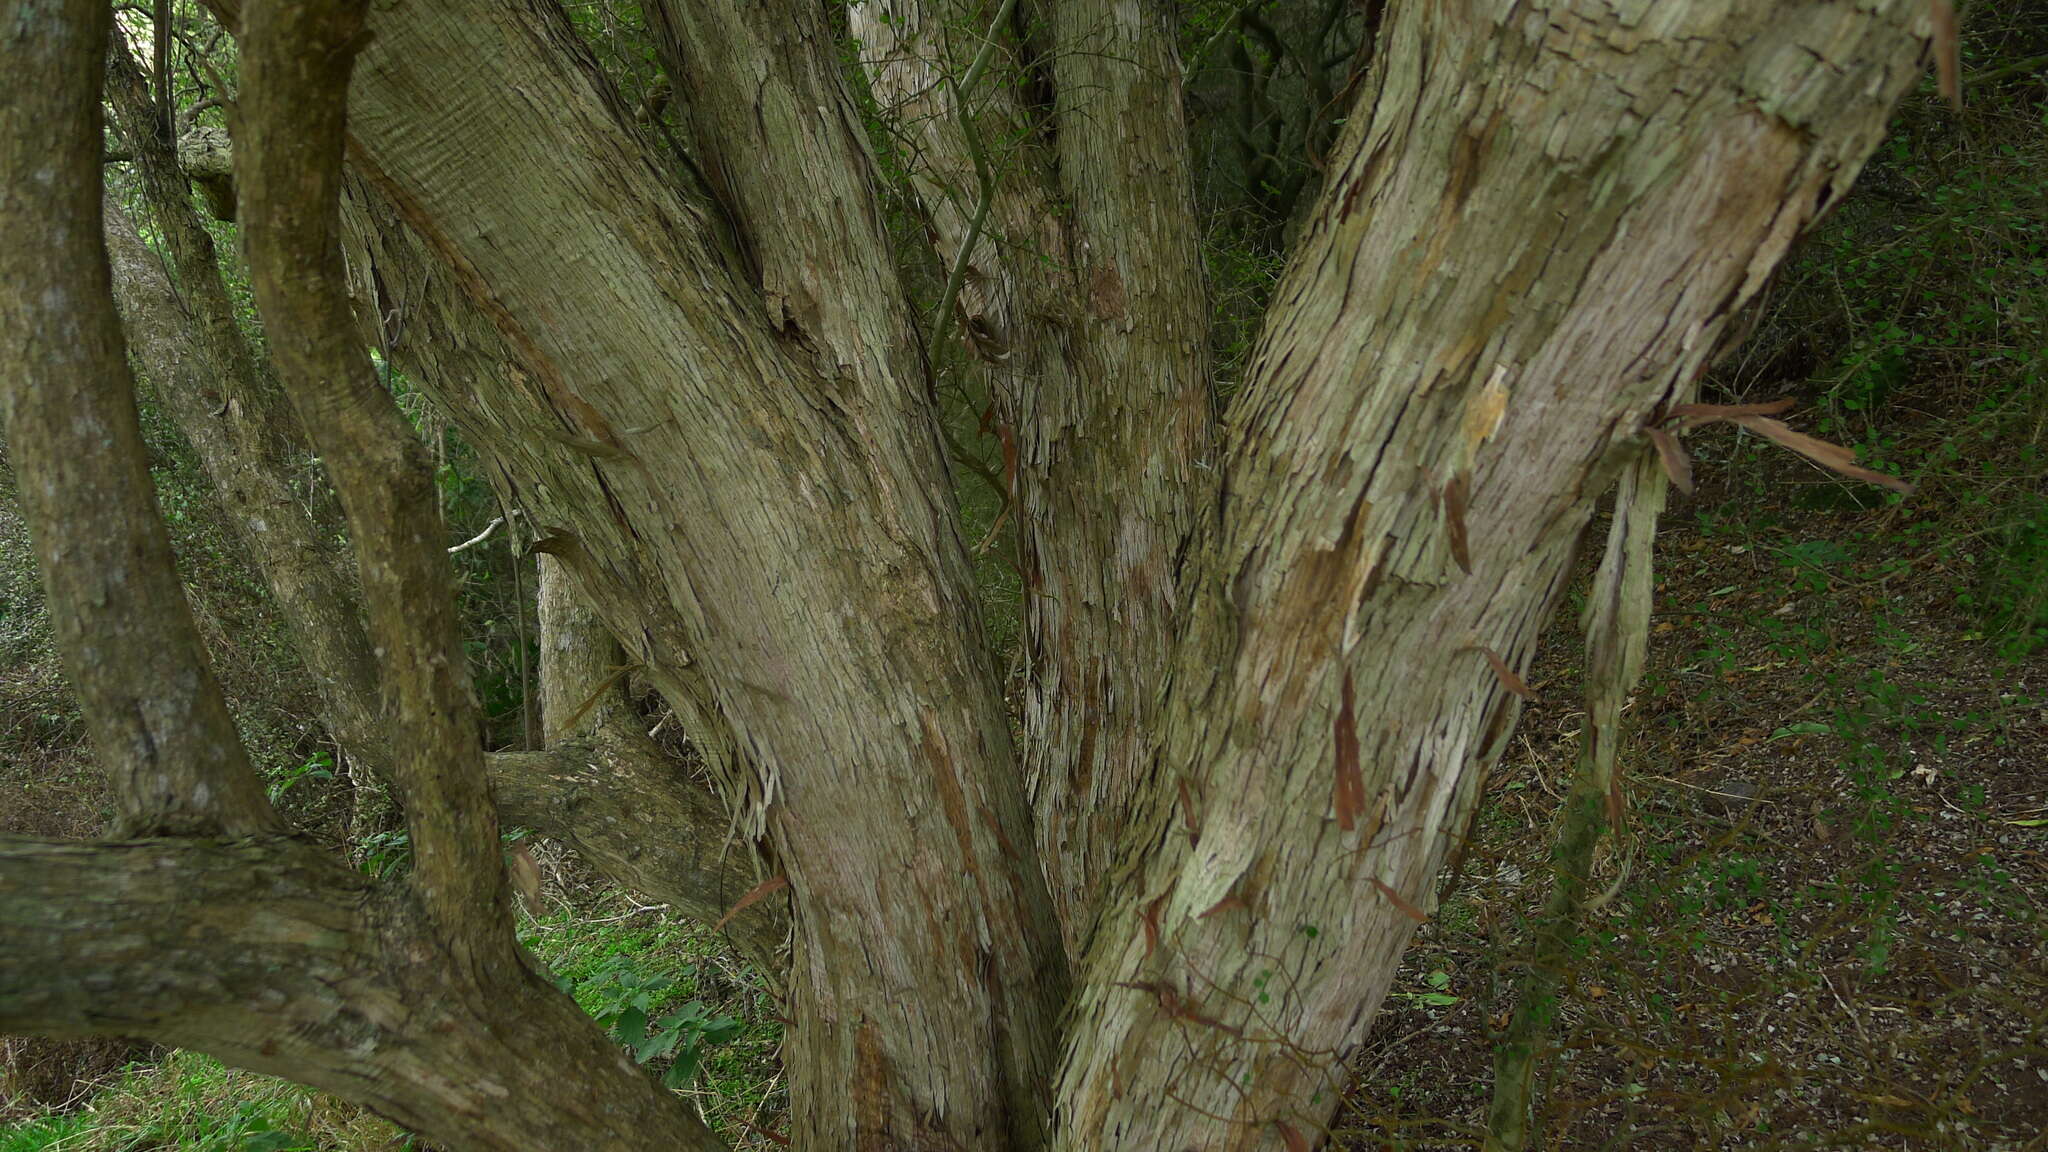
[260,0,1071,1142]
[0,1,721,1146]
[101,92,785,963]
[1,0,1938,1148]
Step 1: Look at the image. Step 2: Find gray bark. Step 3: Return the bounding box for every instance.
[853,0,1214,954]
[285,0,1069,1141]
[1054,3,1933,1147]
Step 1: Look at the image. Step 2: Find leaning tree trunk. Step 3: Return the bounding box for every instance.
[1054,3,1934,1147]
[216,0,1072,1142]
[100,70,785,963]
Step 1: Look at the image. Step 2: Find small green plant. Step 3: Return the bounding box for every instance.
[354,829,411,879]
[267,752,334,801]
[1391,968,1460,1010]
[553,955,743,1089]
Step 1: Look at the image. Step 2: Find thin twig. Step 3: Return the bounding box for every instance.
[928,0,1019,344]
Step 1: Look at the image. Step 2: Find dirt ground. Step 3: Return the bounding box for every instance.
[1337,431,2048,1150]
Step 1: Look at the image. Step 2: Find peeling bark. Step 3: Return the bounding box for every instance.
[1055,3,1932,1147]
[230,0,1070,1141]
[854,0,1214,954]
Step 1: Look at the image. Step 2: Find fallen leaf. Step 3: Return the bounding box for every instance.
[1931,0,1961,109]
[713,874,789,931]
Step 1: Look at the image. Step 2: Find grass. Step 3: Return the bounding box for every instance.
[0,1050,404,1152]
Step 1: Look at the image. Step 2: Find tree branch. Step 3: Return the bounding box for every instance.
[0,0,279,838]
[236,0,502,958]
[0,836,725,1152]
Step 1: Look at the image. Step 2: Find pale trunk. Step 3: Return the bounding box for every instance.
[1056,3,1932,1147]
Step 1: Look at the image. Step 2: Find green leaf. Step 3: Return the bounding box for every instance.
[612,1006,648,1047]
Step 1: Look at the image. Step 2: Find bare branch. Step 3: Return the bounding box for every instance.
[0,836,725,1152]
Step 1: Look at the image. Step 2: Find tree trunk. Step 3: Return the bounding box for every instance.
[2,0,1941,1147]
[0,838,721,1152]
[104,57,779,964]
[852,0,1214,954]
[1055,3,1932,1147]
[0,2,722,1146]
[282,0,1069,1141]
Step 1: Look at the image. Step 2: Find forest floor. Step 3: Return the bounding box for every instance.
[1337,429,2048,1151]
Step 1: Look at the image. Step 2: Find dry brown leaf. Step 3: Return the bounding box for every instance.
[1276,1121,1313,1152]
[713,874,789,931]
[1647,426,1693,495]
[1730,415,1914,494]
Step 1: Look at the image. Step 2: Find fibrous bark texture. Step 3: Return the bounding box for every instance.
[251,0,1068,1141]
[1,2,722,1146]
[1055,3,1932,1147]
[853,0,1214,955]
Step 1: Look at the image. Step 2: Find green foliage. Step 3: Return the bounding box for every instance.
[0,1051,406,1152]
[518,906,783,1135]
[553,955,745,1089]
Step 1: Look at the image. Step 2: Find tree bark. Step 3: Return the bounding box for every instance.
[229,0,1070,1141]
[1,3,723,1146]
[517,555,787,969]
[0,837,721,1152]
[99,34,392,778]
[1055,3,1933,1147]
[853,0,1214,954]
[0,0,279,839]
[105,153,783,957]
